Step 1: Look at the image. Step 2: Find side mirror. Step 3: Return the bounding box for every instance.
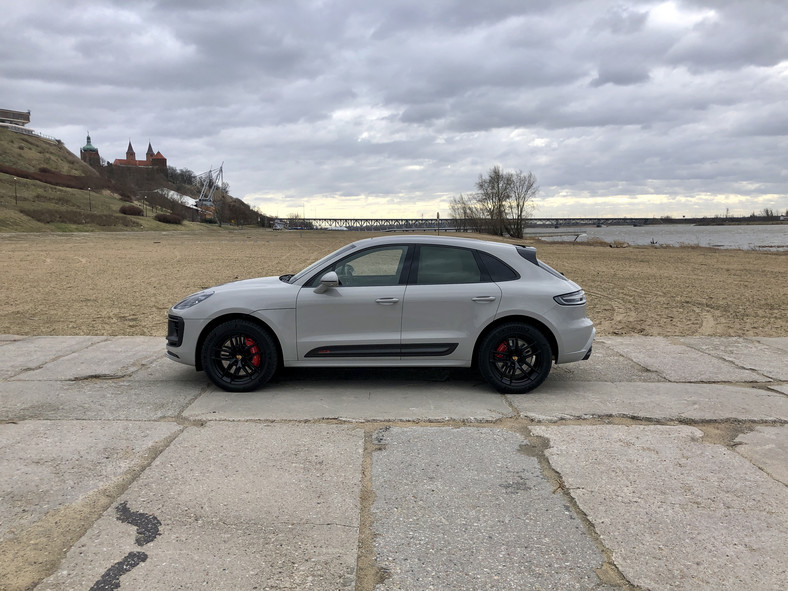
[314,271,339,294]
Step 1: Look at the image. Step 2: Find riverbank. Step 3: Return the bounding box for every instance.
[0,230,785,337]
[527,222,788,250]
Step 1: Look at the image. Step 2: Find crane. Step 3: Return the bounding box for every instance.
[195,163,224,222]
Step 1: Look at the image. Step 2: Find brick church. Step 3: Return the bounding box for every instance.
[79,133,101,168]
[80,134,168,185]
[113,140,167,171]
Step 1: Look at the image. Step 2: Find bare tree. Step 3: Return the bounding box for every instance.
[449,166,538,237]
[475,165,511,236]
[505,170,538,239]
[449,193,483,232]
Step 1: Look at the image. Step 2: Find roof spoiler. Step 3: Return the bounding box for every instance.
[516,245,538,265]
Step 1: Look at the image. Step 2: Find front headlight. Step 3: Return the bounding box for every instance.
[173,290,214,310]
[554,290,586,306]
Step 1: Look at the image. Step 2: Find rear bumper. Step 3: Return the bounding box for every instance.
[556,326,595,364]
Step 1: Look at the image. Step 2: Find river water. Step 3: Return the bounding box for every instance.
[525,224,788,251]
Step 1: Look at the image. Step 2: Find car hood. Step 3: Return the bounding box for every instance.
[192,275,299,313]
[214,276,287,292]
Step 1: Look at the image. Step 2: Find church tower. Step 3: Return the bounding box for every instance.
[126,141,136,163]
[80,132,101,169]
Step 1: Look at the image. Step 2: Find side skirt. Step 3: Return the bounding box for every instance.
[304,343,458,358]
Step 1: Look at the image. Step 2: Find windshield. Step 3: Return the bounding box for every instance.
[288,243,358,284]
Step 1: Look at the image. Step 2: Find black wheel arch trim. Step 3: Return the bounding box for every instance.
[195,313,283,372]
[472,316,558,368]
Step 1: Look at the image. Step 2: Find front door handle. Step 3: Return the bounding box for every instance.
[472,296,497,302]
[375,297,400,305]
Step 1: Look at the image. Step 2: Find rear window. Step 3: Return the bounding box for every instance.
[476,251,519,282]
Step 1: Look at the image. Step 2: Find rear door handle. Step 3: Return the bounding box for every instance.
[375,297,400,305]
[472,296,497,302]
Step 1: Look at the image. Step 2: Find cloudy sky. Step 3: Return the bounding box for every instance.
[3,0,787,219]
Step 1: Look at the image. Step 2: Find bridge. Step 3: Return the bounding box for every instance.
[290,217,657,231]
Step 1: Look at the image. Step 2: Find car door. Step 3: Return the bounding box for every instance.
[295,244,411,361]
[401,245,501,362]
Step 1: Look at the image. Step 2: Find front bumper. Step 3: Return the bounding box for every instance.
[167,315,184,348]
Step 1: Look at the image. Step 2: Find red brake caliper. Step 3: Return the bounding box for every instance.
[245,338,261,367]
[495,342,508,360]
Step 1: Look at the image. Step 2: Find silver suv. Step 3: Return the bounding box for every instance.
[166,235,594,394]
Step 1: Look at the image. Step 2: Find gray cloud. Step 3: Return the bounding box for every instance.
[2,0,786,218]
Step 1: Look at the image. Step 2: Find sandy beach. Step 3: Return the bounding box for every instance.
[0,230,785,337]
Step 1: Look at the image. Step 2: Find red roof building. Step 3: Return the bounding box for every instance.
[113,141,167,171]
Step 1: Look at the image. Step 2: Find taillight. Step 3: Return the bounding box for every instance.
[554,290,586,306]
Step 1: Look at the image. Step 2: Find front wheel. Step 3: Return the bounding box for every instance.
[477,323,552,394]
[201,320,278,392]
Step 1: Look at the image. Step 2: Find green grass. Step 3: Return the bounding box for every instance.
[0,174,228,233]
[0,128,97,176]
[0,127,252,234]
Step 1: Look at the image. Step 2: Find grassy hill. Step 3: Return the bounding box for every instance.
[0,128,233,232]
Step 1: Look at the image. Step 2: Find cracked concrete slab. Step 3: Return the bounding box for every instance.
[549,340,666,382]
[599,336,771,382]
[371,427,617,590]
[0,379,206,421]
[735,425,788,486]
[754,337,788,354]
[512,381,788,421]
[127,355,208,383]
[12,337,162,381]
[0,420,181,543]
[531,425,788,591]
[2,335,787,590]
[39,423,363,591]
[0,336,107,379]
[679,337,788,380]
[183,381,512,422]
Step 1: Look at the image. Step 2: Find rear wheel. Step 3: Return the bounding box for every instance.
[201,320,278,392]
[478,323,552,394]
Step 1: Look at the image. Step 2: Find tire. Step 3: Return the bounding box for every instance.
[200,319,278,392]
[477,323,552,394]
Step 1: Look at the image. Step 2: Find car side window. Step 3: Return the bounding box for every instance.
[414,245,485,285]
[477,251,519,282]
[312,245,409,287]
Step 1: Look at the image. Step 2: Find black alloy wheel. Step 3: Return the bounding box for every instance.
[201,319,278,392]
[478,323,552,394]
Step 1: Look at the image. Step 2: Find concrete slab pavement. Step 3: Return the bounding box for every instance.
[0,336,107,380]
[678,336,788,380]
[371,427,618,590]
[513,381,788,422]
[735,425,788,486]
[0,420,181,543]
[12,336,162,381]
[0,334,786,590]
[530,425,788,591]
[38,423,363,591]
[599,336,774,383]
